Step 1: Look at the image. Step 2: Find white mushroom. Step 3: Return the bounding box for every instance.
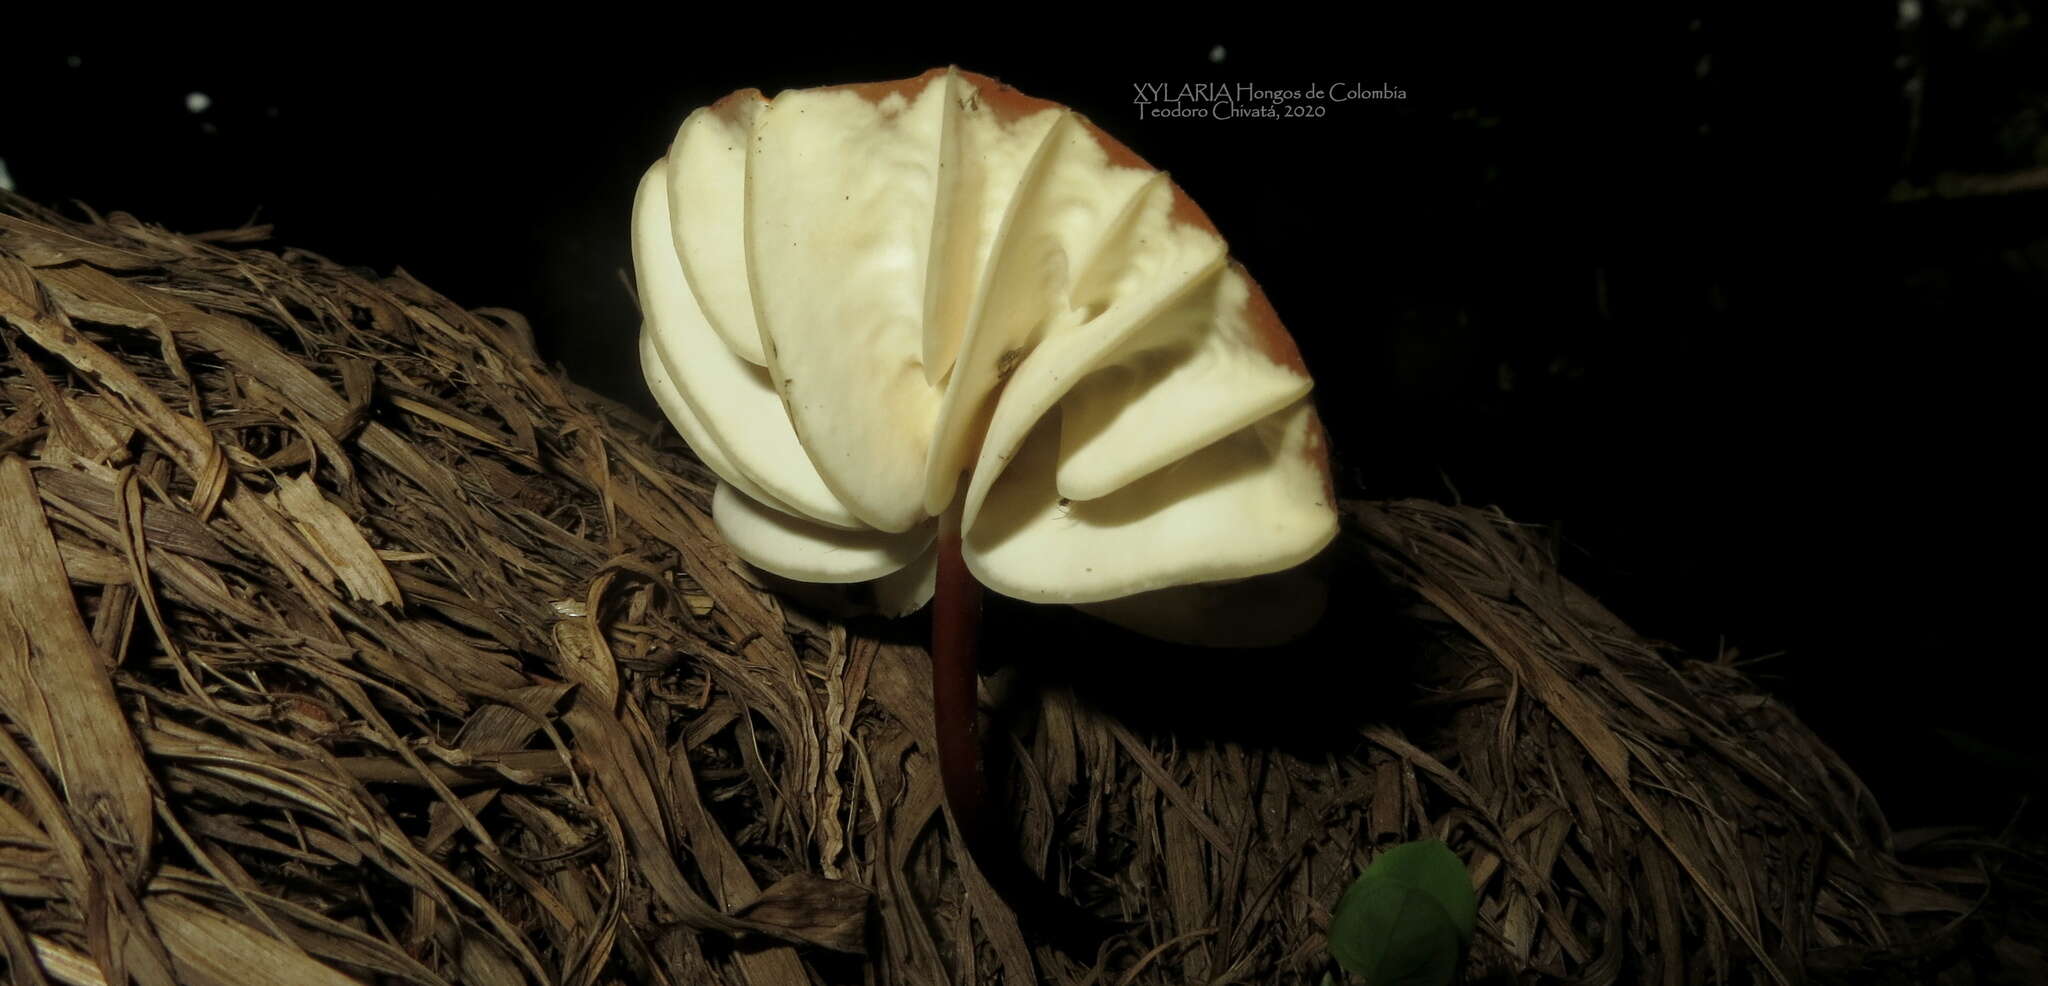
[636,68,1339,643]
[636,67,1342,927]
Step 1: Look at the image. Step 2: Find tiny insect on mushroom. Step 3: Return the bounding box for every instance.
[634,66,1339,931]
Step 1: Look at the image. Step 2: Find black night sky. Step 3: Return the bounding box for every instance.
[9,18,2043,832]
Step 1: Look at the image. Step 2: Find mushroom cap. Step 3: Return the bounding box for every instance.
[637,68,1338,642]
[634,161,864,529]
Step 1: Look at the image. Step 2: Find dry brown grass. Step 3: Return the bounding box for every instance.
[0,191,2030,985]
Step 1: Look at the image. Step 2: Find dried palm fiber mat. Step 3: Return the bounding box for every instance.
[0,190,2019,986]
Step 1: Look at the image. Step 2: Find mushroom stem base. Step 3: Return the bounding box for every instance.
[930,503,1119,956]
[932,502,984,844]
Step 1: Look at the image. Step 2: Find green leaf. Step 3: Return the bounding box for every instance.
[1357,840,1478,944]
[1328,840,1476,986]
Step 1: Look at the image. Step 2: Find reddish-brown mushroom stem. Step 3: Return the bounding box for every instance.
[932,501,984,845]
[930,505,1117,956]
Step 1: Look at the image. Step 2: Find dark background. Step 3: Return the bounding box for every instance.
[8,17,2042,831]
